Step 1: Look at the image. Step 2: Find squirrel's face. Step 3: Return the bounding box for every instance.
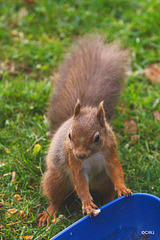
[68,100,107,161]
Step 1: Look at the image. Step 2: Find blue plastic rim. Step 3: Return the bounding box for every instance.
[51,193,160,240]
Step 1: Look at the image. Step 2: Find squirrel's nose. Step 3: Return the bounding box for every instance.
[76,153,86,160]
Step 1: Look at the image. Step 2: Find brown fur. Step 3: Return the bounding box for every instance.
[68,149,98,216]
[36,35,132,226]
[48,34,129,134]
[90,172,115,204]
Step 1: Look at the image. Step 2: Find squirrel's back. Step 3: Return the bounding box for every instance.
[48,34,129,133]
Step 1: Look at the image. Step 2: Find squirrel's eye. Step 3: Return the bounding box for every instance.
[94,132,100,143]
[68,133,72,140]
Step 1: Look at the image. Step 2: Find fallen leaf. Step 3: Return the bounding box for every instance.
[46,131,51,137]
[124,119,138,134]
[18,7,28,23]
[23,236,33,240]
[7,208,18,217]
[6,221,21,226]
[11,172,16,182]
[14,194,22,202]
[52,218,61,224]
[33,144,41,155]
[19,32,24,39]
[19,210,25,218]
[0,59,18,75]
[131,135,139,145]
[11,29,18,36]
[152,111,160,121]
[144,65,160,83]
[3,172,11,177]
[5,148,10,154]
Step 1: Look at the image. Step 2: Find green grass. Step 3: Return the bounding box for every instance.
[0,0,160,239]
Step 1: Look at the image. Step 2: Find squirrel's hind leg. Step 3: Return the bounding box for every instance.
[36,168,73,226]
[91,172,116,205]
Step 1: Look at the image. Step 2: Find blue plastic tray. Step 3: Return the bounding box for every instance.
[51,193,160,240]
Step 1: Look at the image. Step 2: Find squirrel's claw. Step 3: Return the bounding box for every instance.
[36,211,56,227]
[116,186,132,198]
[36,212,51,226]
[36,203,58,226]
[82,201,99,217]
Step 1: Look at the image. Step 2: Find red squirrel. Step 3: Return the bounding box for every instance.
[36,35,132,226]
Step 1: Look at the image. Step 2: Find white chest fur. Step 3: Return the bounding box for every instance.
[82,153,109,180]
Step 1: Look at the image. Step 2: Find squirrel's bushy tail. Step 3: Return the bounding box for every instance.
[48,34,129,132]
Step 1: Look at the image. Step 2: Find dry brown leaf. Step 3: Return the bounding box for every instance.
[152,111,160,121]
[46,131,52,137]
[11,29,18,36]
[18,7,28,23]
[3,172,11,177]
[52,218,61,224]
[19,210,25,218]
[131,135,139,145]
[23,236,33,240]
[124,119,138,134]
[0,59,18,75]
[144,65,160,83]
[14,194,22,202]
[11,172,16,182]
[5,148,10,154]
[7,208,18,217]
[6,221,21,226]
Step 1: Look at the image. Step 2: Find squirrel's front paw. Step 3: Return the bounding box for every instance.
[82,200,99,217]
[116,185,132,198]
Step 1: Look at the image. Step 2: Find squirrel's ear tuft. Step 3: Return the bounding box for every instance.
[74,99,81,117]
[97,101,106,127]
